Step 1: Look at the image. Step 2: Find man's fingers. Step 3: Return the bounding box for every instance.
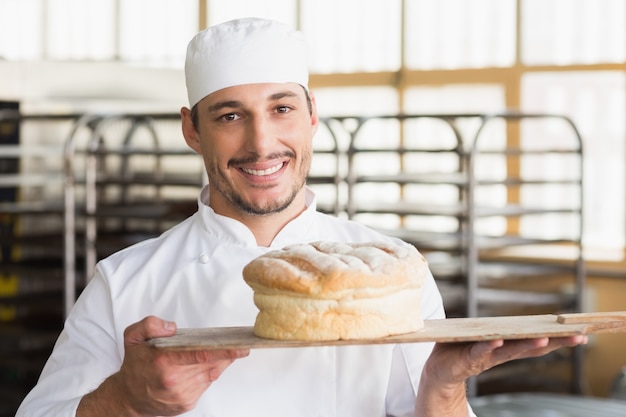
[124,316,177,346]
[558,334,588,347]
[471,335,587,367]
[470,339,504,356]
[167,348,250,366]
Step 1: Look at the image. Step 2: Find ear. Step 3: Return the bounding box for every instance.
[180,107,202,154]
[309,91,319,136]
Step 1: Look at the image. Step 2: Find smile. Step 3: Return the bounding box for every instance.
[240,162,284,176]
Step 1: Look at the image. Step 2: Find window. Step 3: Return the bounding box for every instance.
[46,0,116,60]
[521,0,626,65]
[119,0,198,66]
[405,0,516,69]
[522,71,626,249]
[301,0,402,73]
[0,0,197,65]
[207,0,295,28]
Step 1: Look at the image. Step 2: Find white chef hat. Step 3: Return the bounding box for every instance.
[185,17,309,108]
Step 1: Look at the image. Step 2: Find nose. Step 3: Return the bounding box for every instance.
[244,114,275,156]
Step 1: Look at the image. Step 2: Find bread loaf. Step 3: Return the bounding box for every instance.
[242,241,426,341]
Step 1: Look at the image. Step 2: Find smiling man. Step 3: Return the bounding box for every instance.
[16,17,586,417]
[181,19,316,246]
[182,83,315,245]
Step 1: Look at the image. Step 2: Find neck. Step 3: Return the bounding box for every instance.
[244,207,305,247]
[208,187,308,247]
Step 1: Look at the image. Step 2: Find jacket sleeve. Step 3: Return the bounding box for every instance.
[15,269,122,417]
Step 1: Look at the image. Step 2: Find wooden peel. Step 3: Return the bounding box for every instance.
[556,311,626,324]
[150,311,626,351]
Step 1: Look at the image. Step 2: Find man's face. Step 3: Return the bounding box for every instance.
[182,83,318,220]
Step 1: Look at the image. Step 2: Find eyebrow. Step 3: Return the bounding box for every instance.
[269,90,299,101]
[206,90,300,113]
[207,100,243,113]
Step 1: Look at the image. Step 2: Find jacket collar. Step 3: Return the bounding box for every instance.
[196,185,318,248]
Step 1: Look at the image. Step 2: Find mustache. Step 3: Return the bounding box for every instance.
[228,151,296,167]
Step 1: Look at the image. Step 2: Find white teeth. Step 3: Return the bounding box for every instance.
[241,162,283,176]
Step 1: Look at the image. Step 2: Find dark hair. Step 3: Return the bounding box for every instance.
[190,85,312,131]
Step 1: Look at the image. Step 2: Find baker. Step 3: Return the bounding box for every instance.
[16,17,586,417]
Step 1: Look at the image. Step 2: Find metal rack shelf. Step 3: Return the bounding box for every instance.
[322,111,585,396]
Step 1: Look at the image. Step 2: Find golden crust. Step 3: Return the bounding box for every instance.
[243,241,426,297]
[242,241,427,341]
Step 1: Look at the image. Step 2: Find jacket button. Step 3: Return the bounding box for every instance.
[198,253,209,264]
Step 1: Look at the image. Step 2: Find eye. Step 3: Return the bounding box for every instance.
[219,112,240,122]
[276,105,291,114]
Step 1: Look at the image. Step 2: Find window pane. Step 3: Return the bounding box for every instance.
[521,71,626,249]
[119,0,198,66]
[517,117,583,242]
[314,86,398,117]
[404,84,508,185]
[405,0,516,69]
[404,84,506,114]
[522,0,626,65]
[405,85,509,236]
[308,87,398,216]
[46,0,115,60]
[0,0,43,59]
[301,0,402,73]
[208,0,296,26]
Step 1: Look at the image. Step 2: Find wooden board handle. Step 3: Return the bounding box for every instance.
[557,311,626,324]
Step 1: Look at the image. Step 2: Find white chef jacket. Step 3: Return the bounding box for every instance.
[17,186,473,417]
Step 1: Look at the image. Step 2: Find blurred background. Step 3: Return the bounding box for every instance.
[1,1,625,416]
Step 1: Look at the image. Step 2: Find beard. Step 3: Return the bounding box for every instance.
[208,150,311,216]
[229,178,305,215]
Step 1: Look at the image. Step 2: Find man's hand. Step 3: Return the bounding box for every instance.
[414,335,588,417]
[77,316,250,417]
[428,335,587,385]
